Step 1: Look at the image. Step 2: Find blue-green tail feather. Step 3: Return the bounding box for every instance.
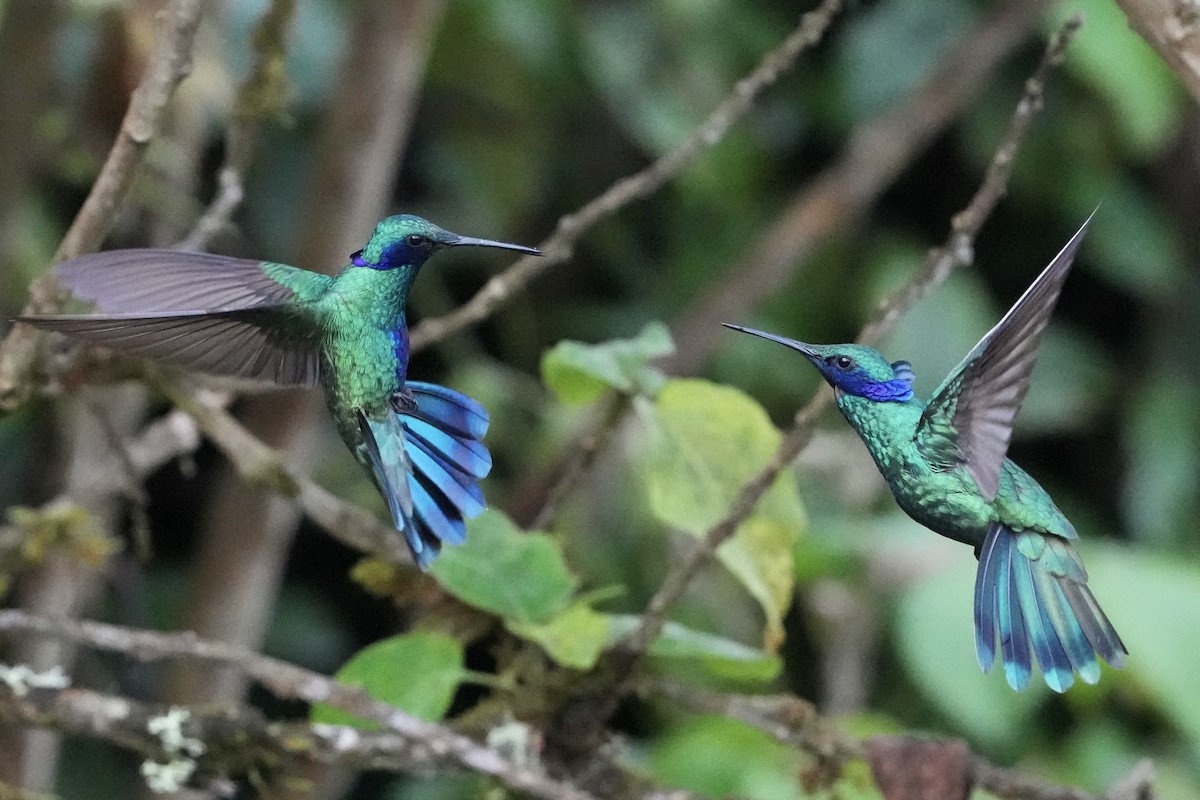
[358,411,417,548]
[1014,555,1074,692]
[406,382,490,439]
[974,530,1001,673]
[975,523,1126,692]
[359,384,492,568]
[995,532,1033,690]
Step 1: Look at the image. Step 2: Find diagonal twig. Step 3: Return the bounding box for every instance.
[1114,0,1200,106]
[0,0,212,410]
[408,0,845,354]
[152,377,413,565]
[525,393,632,532]
[664,0,1041,375]
[177,0,296,252]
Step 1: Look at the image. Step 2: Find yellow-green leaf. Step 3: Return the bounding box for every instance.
[639,379,804,649]
[508,600,612,670]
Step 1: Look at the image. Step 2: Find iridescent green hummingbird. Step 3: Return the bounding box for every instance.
[726,217,1126,691]
[20,214,540,568]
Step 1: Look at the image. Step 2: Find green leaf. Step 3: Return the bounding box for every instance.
[311,632,464,728]
[507,600,612,670]
[606,615,781,683]
[431,509,577,625]
[894,562,1044,748]
[541,321,673,405]
[639,379,804,649]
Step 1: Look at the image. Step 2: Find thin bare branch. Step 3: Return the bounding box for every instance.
[0,0,212,410]
[651,680,860,764]
[0,610,598,800]
[665,0,1041,375]
[408,0,845,354]
[178,0,297,251]
[528,394,632,532]
[654,680,1155,800]
[152,377,413,565]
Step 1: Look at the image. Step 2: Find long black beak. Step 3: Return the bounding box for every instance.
[451,235,542,257]
[722,323,818,360]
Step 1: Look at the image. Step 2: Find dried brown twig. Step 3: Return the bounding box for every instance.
[0,0,211,409]
[408,0,845,354]
[177,0,296,252]
[153,378,412,564]
[1114,0,1200,106]
[527,393,632,532]
[664,0,1041,375]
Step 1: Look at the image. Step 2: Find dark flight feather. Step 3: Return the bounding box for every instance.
[20,250,330,387]
[915,215,1092,499]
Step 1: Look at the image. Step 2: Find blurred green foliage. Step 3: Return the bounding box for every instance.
[0,0,1197,797]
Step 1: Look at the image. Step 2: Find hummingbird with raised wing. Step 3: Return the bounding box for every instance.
[726,217,1126,691]
[21,214,540,568]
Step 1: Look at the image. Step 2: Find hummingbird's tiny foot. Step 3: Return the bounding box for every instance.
[391,390,417,414]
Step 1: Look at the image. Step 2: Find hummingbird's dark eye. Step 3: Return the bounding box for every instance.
[406,234,426,247]
[835,355,854,370]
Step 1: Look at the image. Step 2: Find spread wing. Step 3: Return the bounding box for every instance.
[914,215,1091,499]
[19,249,333,387]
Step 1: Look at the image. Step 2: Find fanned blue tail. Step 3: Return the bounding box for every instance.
[358,381,492,568]
[974,523,1126,692]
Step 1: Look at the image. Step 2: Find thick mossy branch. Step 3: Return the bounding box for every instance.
[0,611,600,800]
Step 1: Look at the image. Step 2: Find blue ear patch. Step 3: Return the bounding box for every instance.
[857,360,915,402]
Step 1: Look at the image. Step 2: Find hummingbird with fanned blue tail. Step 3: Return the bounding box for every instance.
[20,214,541,568]
[726,216,1126,692]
